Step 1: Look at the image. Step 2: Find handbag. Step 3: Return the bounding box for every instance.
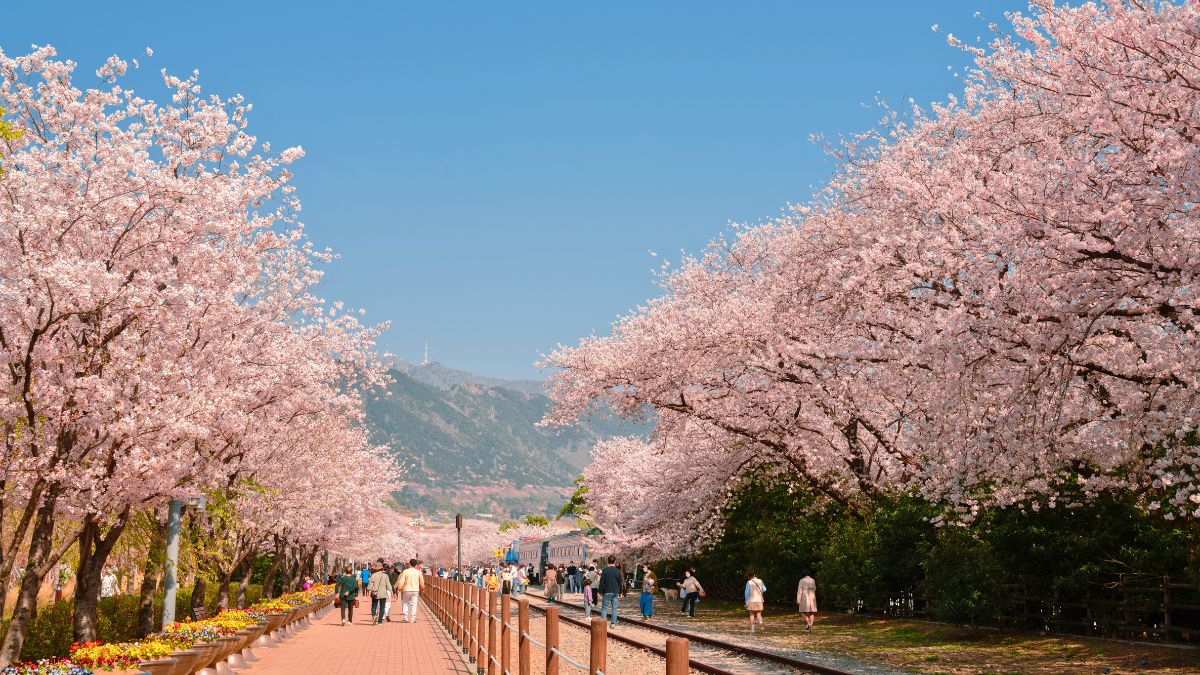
[334,597,341,608]
[354,598,360,608]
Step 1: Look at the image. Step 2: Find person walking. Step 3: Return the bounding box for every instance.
[543,565,558,603]
[639,564,658,620]
[556,565,567,601]
[745,570,766,633]
[796,569,818,631]
[679,568,704,618]
[335,566,359,626]
[398,558,425,623]
[359,566,371,594]
[501,564,514,594]
[385,564,400,622]
[515,564,528,595]
[367,563,393,625]
[598,556,626,627]
[485,568,500,592]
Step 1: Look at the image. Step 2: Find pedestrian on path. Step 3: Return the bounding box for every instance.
[359,566,370,593]
[639,564,658,620]
[598,556,626,627]
[367,563,393,625]
[796,569,818,631]
[555,565,567,601]
[567,562,578,593]
[398,558,425,623]
[515,564,528,595]
[336,567,359,626]
[385,563,401,622]
[543,565,558,603]
[679,568,704,618]
[745,570,766,633]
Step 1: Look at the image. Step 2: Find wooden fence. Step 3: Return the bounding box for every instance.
[422,576,692,675]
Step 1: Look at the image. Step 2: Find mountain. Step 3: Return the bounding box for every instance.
[365,367,638,517]
[385,358,546,396]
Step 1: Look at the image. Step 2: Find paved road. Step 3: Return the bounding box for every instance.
[246,597,468,675]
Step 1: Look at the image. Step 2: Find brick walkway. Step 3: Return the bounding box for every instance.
[245,597,469,675]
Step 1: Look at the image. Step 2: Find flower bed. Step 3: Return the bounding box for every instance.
[1,659,92,675]
[69,640,173,671]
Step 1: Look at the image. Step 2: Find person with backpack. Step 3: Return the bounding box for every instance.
[745,570,766,633]
[367,562,393,625]
[335,566,359,626]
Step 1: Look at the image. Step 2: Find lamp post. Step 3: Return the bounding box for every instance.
[162,495,207,627]
[455,513,463,577]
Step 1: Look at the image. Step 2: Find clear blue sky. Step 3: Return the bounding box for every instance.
[3,0,1026,380]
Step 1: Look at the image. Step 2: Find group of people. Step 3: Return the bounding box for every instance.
[541,562,818,635]
[459,562,531,595]
[333,559,427,626]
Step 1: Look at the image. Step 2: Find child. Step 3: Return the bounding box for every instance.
[582,575,595,617]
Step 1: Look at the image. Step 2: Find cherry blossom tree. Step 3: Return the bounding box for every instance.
[545,0,1200,554]
[0,45,401,657]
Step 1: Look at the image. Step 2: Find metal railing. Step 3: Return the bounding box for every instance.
[422,575,692,675]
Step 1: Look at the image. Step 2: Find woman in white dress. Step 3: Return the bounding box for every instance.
[796,569,817,631]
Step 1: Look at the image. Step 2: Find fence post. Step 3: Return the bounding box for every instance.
[1163,575,1172,639]
[589,617,607,675]
[487,591,498,675]
[471,584,481,666]
[518,597,530,675]
[501,593,511,675]
[460,581,468,651]
[451,581,460,646]
[545,605,560,675]
[665,637,688,675]
[476,584,487,675]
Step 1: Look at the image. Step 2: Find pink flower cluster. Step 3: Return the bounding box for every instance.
[542,1,1200,555]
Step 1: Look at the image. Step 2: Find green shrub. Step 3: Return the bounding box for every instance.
[922,526,1004,626]
[0,580,266,661]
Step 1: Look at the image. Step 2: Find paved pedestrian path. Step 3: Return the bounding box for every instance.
[245,596,468,675]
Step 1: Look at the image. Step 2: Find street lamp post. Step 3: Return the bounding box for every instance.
[162,495,207,627]
[455,513,463,577]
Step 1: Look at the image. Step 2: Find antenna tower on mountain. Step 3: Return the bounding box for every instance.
[423,340,429,365]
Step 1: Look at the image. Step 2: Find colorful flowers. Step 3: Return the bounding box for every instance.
[68,640,173,670]
[1,659,91,675]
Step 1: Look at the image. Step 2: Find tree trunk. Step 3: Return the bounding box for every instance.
[189,576,206,620]
[261,537,284,598]
[234,550,256,608]
[73,508,131,643]
[0,485,65,666]
[137,513,168,637]
[216,571,232,611]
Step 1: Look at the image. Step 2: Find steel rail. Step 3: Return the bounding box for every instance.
[523,592,850,675]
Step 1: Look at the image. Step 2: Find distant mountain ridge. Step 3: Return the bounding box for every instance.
[366,365,637,516]
[384,357,546,396]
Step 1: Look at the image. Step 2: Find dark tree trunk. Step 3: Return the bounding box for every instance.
[261,536,284,598]
[189,576,206,620]
[234,550,256,608]
[137,513,168,637]
[0,485,65,666]
[72,508,131,643]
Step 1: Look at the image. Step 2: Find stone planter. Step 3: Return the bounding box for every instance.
[137,659,178,675]
[167,650,200,675]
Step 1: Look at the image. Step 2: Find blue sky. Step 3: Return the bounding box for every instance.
[3,0,1027,380]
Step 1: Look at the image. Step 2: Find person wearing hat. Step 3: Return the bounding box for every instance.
[367,562,394,625]
[398,558,425,623]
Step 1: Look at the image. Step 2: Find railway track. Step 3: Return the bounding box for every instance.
[521,591,851,675]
